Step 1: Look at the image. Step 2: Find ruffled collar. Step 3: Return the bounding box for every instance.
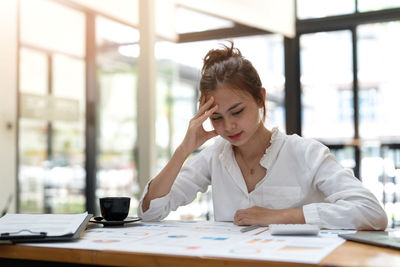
[219,127,286,171]
[260,127,286,170]
[217,127,286,194]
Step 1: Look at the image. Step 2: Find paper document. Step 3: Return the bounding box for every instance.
[28,220,345,264]
[0,212,88,236]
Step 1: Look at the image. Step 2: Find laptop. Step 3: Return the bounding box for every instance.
[339,231,400,250]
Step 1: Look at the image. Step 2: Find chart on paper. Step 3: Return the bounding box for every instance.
[26,220,345,264]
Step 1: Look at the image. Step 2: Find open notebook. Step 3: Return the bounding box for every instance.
[339,231,400,250]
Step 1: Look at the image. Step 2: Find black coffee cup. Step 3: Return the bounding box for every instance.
[100,197,130,221]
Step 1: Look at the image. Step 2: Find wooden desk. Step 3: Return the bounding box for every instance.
[1,240,400,267]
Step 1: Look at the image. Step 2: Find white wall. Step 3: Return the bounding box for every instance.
[0,1,18,213]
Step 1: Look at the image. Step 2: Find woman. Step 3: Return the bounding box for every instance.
[138,42,387,230]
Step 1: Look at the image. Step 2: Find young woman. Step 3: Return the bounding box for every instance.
[138,42,387,230]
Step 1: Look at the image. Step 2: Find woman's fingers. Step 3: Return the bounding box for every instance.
[234,209,245,222]
[198,104,218,124]
[200,95,206,106]
[196,96,215,118]
[206,130,218,139]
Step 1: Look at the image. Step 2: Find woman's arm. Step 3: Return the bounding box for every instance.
[233,138,387,229]
[141,96,219,213]
[141,145,190,212]
[302,140,387,230]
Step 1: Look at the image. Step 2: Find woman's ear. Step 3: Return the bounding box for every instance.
[261,88,266,101]
[258,87,266,107]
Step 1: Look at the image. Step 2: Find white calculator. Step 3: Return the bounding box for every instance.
[268,224,320,236]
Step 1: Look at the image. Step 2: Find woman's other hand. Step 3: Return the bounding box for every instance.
[233,206,306,226]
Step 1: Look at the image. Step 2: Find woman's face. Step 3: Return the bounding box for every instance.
[208,86,263,146]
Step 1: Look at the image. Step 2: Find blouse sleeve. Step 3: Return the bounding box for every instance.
[137,148,212,221]
[301,140,388,230]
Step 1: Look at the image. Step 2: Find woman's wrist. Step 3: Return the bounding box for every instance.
[284,208,306,224]
[175,144,193,160]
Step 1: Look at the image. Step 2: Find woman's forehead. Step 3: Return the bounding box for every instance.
[207,86,251,100]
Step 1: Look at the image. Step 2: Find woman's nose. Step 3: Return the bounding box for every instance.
[224,118,237,131]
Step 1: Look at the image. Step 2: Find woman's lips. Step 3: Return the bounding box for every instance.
[228,132,242,141]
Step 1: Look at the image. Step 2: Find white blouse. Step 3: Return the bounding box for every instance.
[138,128,388,230]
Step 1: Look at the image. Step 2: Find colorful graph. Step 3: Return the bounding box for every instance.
[201,236,228,241]
[168,235,188,238]
[92,239,120,244]
[280,246,323,251]
[123,232,149,237]
[186,246,200,250]
[229,247,262,254]
[247,239,271,244]
[195,226,216,230]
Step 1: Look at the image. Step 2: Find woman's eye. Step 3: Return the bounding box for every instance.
[211,117,222,121]
[233,108,244,116]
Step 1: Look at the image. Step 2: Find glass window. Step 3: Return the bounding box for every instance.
[360,144,397,226]
[19,48,48,95]
[18,119,48,213]
[18,2,86,214]
[96,17,139,215]
[330,146,356,170]
[357,22,400,141]
[20,0,85,57]
[300,30,354,142]
[358,21,400,227]
[297,0,355,19]
[51,55,86,213]
[358,0,400,12]
[19,53,86,213]
[360,144,383,199]
[18,49,50,213]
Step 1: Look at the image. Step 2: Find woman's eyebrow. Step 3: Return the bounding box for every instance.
[212,102,242,115]
[227,102,242,112]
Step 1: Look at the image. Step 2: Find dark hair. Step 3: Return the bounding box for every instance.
[199,41,266,120]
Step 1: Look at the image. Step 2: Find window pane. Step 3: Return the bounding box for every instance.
[50,55,86,213]
[20,0,85,57]
[96,17,139,215]
[300,31,354,142]
[330,146,356,170]
[18,2,86,214]
[297,0,355,19]
[360,144,400,227]
[18,49,49,213]
[358,0,400,12]
[19,48,48,95]
[19,120,48,213]
[358,22,400,141]
[360,145,384,207]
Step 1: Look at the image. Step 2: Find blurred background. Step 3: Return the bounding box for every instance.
[1,0,400,228]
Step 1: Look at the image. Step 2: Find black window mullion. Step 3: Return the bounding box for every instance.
[351,26,361,179]
[44,54,53,213]
[284,36,302,135]
[85,13,97,215]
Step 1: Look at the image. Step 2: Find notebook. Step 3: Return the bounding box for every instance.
[339,231,400,250]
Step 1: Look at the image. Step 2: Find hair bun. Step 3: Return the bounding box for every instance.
[202,41,242,74]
